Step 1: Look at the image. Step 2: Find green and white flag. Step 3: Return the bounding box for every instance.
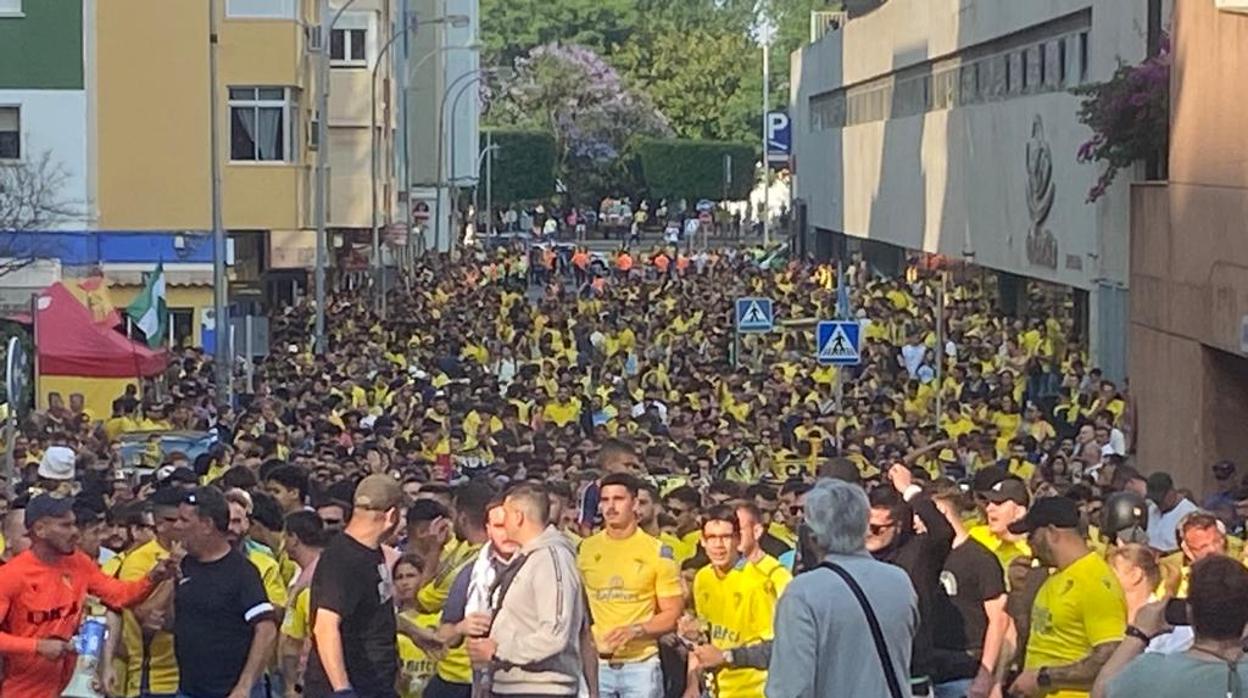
[126,263,167,347]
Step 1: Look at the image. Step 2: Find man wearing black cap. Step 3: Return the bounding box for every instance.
[1004,497,1127,698]
[968,472,1033,571]
[0,493,176,698]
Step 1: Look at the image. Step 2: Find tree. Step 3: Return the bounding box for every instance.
[479,0,640,68]
[490,43,672,205]
[0,151,80,275]
[633,138,756,201]
[480,128,557,204]
[616,28,762,143]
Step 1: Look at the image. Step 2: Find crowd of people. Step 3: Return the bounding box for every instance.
[0,244,1245,698]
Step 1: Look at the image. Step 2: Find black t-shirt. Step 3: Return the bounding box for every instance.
[931,538,1006,680]
[304,533,398,698]
[174,548,275,698]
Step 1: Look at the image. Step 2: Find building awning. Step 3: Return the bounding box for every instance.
[97,263,216,286]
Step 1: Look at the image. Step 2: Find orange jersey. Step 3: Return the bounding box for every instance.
[0,550,154,698]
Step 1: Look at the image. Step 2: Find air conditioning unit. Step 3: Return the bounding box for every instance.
[305,25,324,52]
[1216,0,1248,13]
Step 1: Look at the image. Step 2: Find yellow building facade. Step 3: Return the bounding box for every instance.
[93,0,318,232]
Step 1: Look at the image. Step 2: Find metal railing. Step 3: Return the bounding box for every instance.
[810,10,849,42]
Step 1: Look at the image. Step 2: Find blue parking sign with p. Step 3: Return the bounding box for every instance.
[736,298,774,333]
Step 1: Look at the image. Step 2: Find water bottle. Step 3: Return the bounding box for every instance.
[64,614,107,698]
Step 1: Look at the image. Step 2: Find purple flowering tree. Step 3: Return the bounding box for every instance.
[1074,37,1170,203]
[490,43,672,203]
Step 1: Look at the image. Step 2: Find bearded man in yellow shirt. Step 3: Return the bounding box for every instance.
[1006,497,1126,698]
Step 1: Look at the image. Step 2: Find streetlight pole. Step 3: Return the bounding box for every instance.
[447,72,485,239]
[208,0,229,408]
[395,42,477,264]
[370,15,468,316]
[472,143,500,239]
[435,67,494,254]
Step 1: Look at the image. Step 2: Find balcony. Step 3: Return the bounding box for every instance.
[810,10,849,43]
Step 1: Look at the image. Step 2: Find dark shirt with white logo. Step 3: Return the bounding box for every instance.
[304,533,397,698]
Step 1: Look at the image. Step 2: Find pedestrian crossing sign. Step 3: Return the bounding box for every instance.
[735,297,774,333]
[816,320,861,365]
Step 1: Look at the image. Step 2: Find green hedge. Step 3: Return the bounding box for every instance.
[480,128,556,204]
[633,138,755,202]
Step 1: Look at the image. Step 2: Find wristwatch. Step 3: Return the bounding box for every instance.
[1037,667,1052,688]
[1125,625,1154,644]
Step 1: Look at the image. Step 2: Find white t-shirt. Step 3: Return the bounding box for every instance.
[1146,497,1200,551]
[900,343,926,377]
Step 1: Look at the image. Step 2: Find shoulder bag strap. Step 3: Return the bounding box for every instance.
[817,561,906,698]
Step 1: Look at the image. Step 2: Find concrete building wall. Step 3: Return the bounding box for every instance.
[1128,1,1248,491]
[792,0,1147,292]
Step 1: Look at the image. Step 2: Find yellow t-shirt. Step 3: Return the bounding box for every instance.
[281,587,311,641]
[968,525,1032,572]
[397,610,438,698]
[120,540,177,697]
[693,556,791,698]
[543,399,582,428]
[1024,552,1126,698]
[578,528,683,662]
[418,540,482,684]
[247,546,289,609]
[660,532,697,567]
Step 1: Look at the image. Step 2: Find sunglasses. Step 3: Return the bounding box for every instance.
[869,522,896,535]
[788,505,804,516]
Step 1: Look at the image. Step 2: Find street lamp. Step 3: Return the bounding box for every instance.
[399,41,480,261]
[435,67,508,253]
[369,14,468,316]
[471,143,501,239]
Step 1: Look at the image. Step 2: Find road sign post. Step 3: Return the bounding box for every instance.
[818,318,861,453]
[734,297,774,368]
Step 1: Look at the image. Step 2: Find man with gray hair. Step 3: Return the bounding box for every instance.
[767,479,919,698]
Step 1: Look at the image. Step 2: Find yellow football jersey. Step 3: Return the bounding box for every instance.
[1024,552,1126,698]
[578,528,683,662]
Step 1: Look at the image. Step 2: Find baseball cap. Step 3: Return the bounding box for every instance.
[25,493,75,528]
[971,466,1008,494]
[1007,496,1081,535]
[38,446,76,481]
[1145,472,1175,505]
[353,474,403,512]
[984,477,1031,507]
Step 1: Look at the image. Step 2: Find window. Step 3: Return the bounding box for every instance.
[226,0,296,19]
[330,28,367,66]
[169,309,194,348]
[0,107,18,160]
[229,87,295,162]
[0,0,21,16]
[1079,31,1090,83]
[1058,39,1068,85]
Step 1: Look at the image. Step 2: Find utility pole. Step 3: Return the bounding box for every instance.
[208,0,230,408]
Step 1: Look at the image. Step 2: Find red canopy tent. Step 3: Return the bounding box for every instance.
[35,283,166,407]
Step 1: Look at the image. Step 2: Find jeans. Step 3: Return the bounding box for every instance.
[933,678,974,698]
[598,656,662,698]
